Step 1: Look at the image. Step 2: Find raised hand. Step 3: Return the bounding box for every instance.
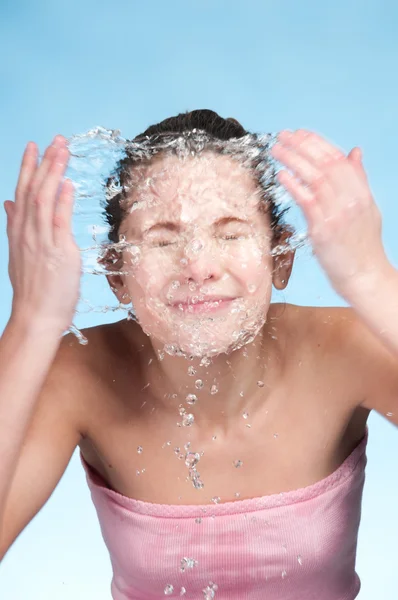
[5,136,81,335]
[271,129,390,300]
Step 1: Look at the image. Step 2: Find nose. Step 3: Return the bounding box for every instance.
[180,236,221,285]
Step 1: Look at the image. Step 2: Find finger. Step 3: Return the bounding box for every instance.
[4,201,15,238]
[272,142,322,187]
[20,142,59,239]
[53,179,75,245]
[4,200,15,218]
[277,170,323,231]
[284,129,344,158]
[277,170,314,204]
[28,136,67,204]
[348,147,362,163]
[294,129,345,165]
[278,130,345,168]
[348,147,368,182]
[34,146,70,245]
[15,142,39,209]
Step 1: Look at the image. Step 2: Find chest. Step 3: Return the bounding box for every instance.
[79,361,367,505]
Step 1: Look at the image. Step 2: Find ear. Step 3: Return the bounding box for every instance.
[272,227,295,290]
[98,247,131,305]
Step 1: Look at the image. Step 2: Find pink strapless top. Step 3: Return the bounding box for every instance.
[80,428,367,600]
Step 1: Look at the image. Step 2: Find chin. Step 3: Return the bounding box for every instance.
[138,300,267,358]
[153,316,266,360]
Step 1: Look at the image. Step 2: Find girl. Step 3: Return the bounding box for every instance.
[1,110,398,599]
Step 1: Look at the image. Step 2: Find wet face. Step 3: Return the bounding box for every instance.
[115,153,276,357]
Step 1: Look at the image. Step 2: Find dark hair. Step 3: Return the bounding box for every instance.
[103,109,290,245]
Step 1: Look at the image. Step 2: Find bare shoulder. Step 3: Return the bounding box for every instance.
[298,303,398,426]
[57,318,144,419]
[51,322,128,429]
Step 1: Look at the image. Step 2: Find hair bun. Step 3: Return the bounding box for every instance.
[226,117,243,127]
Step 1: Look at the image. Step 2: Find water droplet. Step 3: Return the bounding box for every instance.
[180,587,186,596]
[200,356,211,367]
[195,379,204,389]
[137,446,143,454]
[239,391,244,397]
[274,433,279,439]
[185,452,200,468]
[186,393,198,405]
[182,413,195,427]
[190,238,204,254]
[387,412,394,417]
[190,470,204,489]
[281,570,287,579]
[212,435,217,441]
[128,245,141,265]
[184,442,191,451]
[297,555,303,565]
[174,447,181,455]
[243,412,249,419]
[257,380,264,388]
[248,284,256,293]
[234,460,243,468]
[235,492,240,498]
[180,557,198,572]
[210,384,219,395]
[195,517,202,524]
[211,496,221,504]
[164,584,174,595]
[188,365,196,376]
[202,582,218,599]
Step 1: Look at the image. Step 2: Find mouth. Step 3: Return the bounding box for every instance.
[170,297,237,314]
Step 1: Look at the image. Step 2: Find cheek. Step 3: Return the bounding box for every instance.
[225,239,271,280]
[128,253,172,298]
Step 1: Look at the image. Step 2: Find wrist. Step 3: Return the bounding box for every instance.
[7,312,66,341]
[346,260,398,307]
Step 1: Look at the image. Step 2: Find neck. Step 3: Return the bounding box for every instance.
[142,304,287,433]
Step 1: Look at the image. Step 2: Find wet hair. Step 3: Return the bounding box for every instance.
[103,109,290,245]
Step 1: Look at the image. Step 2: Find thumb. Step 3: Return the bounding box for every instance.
[4,201,14,217]
[348,146,368,180]
[4,201,15,236]
[348,146,362,163]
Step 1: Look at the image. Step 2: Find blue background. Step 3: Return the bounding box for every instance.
[0,1,397,597]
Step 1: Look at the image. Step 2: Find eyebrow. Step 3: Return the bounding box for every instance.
[142,221,181,235]
[142,216,251,235]
[213,216,250,227]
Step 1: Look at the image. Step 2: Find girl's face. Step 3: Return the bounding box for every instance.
[117,153,275,357]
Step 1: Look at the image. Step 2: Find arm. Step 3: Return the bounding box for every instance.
[271,130,398,417]
[0,134,85,557]
[347,263,398,361]
[339,301,398,426]
[0,323,86,559]
[0,319,61,525]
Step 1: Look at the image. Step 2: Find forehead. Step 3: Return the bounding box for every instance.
[126,153,262,227]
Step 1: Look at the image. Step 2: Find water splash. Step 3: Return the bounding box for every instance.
[64,125,308,351]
